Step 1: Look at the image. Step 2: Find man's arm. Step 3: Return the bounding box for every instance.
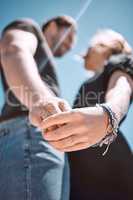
[0,29,70,127]
[0,29,54,108]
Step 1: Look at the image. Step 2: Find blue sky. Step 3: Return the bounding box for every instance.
[0,0,133,149]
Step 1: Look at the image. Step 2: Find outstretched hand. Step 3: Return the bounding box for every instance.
[40,107,108,152]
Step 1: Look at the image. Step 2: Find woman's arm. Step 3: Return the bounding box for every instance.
[40,71,133,152]
[105,70,133,122]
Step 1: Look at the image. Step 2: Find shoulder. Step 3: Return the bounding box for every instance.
[2,18,43,43]
[105,53,133,79]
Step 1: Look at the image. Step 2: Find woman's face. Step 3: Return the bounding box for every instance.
[84,44,111,72]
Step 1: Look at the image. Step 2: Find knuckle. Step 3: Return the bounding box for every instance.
[45,103,55,110]
[60,100,70,108]
[43,102,59,115]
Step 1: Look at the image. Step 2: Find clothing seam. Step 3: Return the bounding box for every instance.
[24,125,32,200]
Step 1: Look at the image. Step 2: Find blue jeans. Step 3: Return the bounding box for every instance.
[0,116,69,200]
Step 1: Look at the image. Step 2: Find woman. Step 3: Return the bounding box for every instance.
[69,29,133,200]
[40,29,133,200]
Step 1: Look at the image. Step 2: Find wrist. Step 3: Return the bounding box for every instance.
[95,103,119,155]
[30,79,56,108]
[97,105,109,130]
[29,90,54,111]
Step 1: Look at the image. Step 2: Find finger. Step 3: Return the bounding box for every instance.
[49,133,89,150]
[43,122,84,141]
[58,101,71,112]
[41,102,61,120]
[45,125,58,132]
[41,103,62,131]
[60,142,90,152]
[40,111,75,130]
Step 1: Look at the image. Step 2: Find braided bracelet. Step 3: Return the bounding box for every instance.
[95,104,119,156]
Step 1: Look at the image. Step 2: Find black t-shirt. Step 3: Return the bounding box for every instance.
[73,53,133,124]
[0,18,60,117]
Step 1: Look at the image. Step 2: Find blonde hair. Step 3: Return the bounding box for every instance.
[90,29,132,55]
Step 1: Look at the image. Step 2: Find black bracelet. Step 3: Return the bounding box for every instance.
[95,104,119,156]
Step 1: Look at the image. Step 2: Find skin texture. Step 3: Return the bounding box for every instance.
[40,31,133,152]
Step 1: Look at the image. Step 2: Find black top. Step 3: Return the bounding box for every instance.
[0,19,60,118]
[69,54,133,200]
[73,53,133,123]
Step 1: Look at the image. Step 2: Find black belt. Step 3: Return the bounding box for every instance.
[0,111,28,123]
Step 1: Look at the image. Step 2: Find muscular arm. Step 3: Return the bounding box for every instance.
[0,29,54,110]
[105,70,133,123]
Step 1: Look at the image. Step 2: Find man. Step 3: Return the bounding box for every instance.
[0,16,77,200]
[42,16,76,57]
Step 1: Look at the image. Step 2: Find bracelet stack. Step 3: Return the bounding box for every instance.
[95,103,119,156]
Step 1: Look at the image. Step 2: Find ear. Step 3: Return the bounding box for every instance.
[45,21,58,36]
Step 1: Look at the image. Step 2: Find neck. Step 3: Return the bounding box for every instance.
[95,65,105,75]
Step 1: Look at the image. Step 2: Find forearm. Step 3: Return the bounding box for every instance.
[105,76,132,123]
[1,49,54,110]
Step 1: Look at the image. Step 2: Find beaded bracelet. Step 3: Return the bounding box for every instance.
[95,104,119,156]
